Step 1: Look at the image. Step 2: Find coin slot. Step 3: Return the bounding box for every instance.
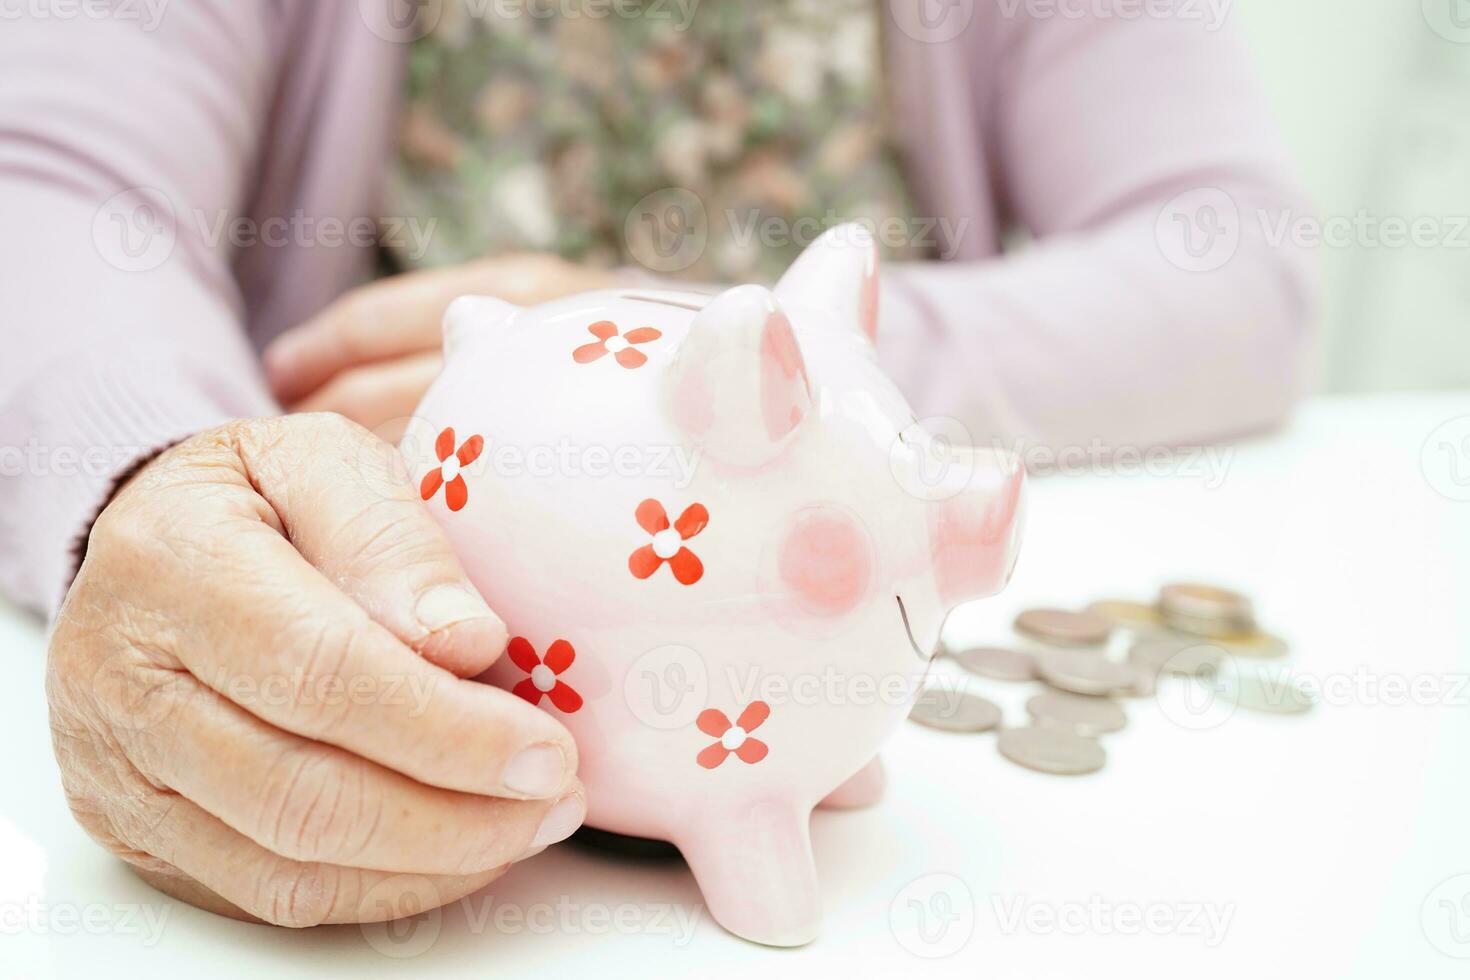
[622,293,710,312]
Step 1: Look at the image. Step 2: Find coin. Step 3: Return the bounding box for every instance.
[997,727,1106,775]
[1086,599,1164,632]
[1036,648,1143,696]
[909,689,1003,732]
[1159,582,1252,617]
[948,646,1036,682]
[1219,671,1314,715]
[1124,668,1158,698]
[1161,608,1256,639]
[1129,636,1227,678]
[1026,691,1128,736]
[1159,582,1255,636]
[1213,630,1289,659]
[1014,608,1113,647]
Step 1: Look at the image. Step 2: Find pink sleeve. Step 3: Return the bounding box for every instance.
[0,6,281,616]
[877,11,1318,457]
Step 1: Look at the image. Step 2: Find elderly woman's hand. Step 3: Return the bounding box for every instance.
[46,413,584,926]
[264,254,618,441]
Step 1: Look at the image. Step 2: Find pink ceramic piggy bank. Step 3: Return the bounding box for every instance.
[401,226,1024,946]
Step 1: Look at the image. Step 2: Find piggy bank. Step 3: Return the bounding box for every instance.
[401,225,1024,946]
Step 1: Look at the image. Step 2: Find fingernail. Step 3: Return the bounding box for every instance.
[531,794,586,850]
[501,743,567,797]
[416,585,501,633]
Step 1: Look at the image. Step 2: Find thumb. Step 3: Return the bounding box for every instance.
[239,412,508,677]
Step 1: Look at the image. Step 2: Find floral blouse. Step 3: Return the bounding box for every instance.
[389,0,923,284]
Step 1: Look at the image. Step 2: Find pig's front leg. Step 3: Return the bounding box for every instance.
[817,756,885,810]
[675,801,820,947]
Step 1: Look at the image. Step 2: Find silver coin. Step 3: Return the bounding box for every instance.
[1026,692,1128,736]
[1219,672,1314,715]
[1161,608,1257,639]
[949,646,1037,682]
[1129,636,1227,678]
[909,689,1003,732]
[1036,648,1143,696]
[1014,608,1113,647]
[997,727,1106,775]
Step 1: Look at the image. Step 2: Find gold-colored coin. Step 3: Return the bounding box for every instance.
[1014,608,1113,647]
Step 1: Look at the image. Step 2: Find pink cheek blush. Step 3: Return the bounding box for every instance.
[778,508,873,617]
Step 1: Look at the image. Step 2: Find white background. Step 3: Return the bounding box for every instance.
[3,392,1468,978]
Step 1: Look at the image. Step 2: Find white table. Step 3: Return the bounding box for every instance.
[4,393,1469,979]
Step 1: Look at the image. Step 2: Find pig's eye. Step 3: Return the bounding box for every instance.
[777,506,873,617]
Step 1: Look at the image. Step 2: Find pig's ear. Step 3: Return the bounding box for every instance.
[665,284,812,467]
[443,295,520,359]
[774,223,880,342]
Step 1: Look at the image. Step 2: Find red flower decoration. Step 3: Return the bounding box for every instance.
[573,320,663,369]
[508,638,583,713]
[420,427,485,513]
[628,499,708,585]
[696,701,771,769]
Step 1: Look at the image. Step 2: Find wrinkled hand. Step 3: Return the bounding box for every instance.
[47,414,584,926]
[264,254,619,441]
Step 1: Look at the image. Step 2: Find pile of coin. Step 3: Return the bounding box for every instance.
[908,581,1312,776]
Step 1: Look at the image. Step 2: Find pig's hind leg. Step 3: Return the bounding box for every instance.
[676,801,821,947]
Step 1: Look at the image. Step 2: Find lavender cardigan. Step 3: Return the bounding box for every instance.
[0,1,1315,615]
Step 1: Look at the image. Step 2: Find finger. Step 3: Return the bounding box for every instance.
[264,255,606,404]
[263,265,464,404]
[118,669,585,874]
[130,789,508,927]
[103,416,578,800]
[290,351,443,442]
[257,411,507,679]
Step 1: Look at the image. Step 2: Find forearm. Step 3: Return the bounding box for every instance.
[880,3,1319,457]
[878,201,1316,454]
[0,6,280,616]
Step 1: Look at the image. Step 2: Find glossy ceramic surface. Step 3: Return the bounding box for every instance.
[401,225,1025,946]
